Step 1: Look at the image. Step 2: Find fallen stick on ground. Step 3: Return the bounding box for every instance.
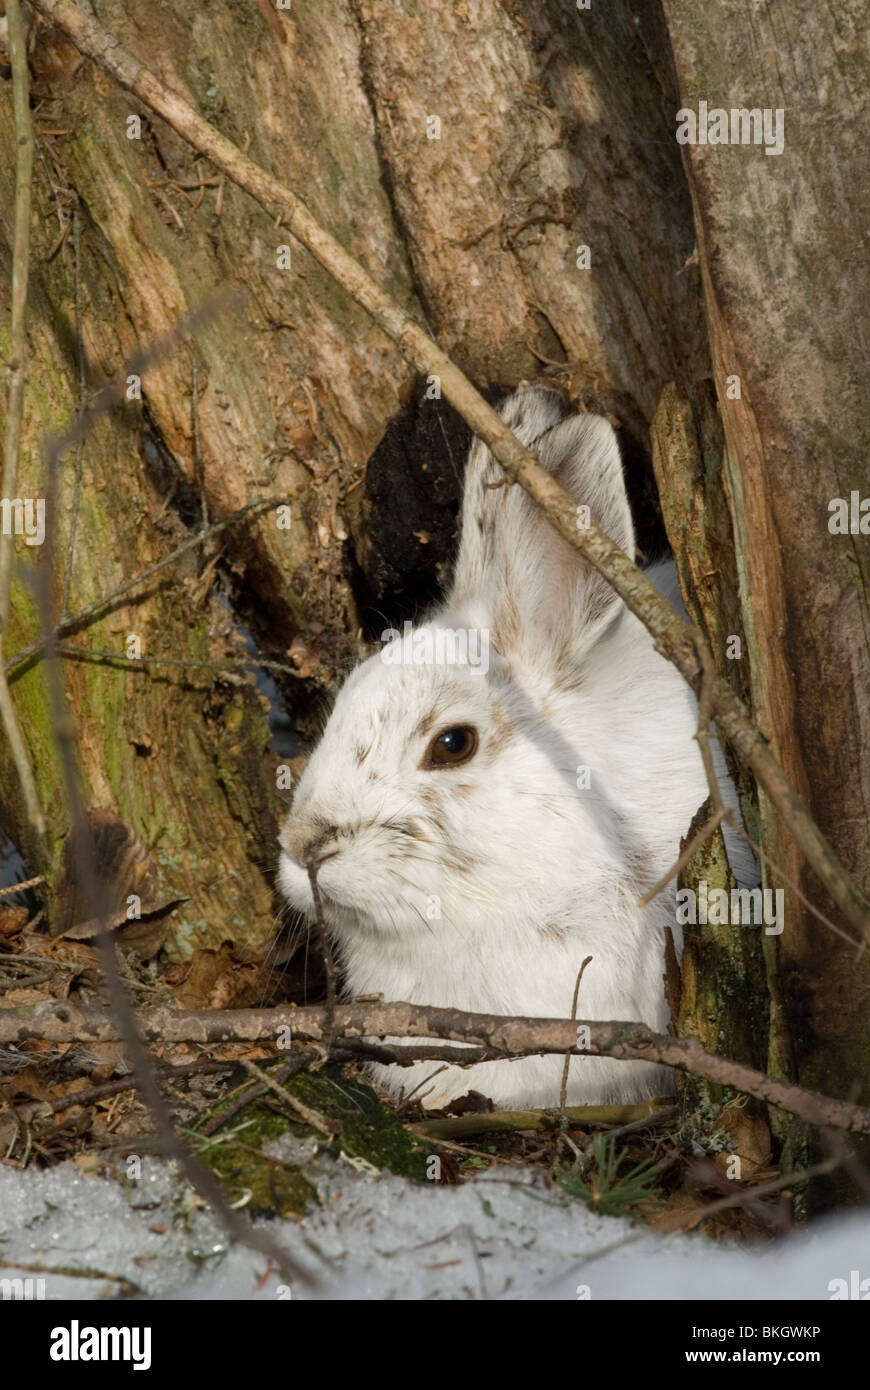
[409,1101,675,1140]
[3,998,870,1136]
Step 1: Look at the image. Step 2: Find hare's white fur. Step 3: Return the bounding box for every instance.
[279,388,752,1110]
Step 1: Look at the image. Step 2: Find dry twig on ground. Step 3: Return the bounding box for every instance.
[3,998,870,1136]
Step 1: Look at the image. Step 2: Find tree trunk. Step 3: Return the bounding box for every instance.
[661,0,870,1197]
[1,0,704,954]
[2,0,422,950]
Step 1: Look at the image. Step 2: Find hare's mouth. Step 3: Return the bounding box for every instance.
[280,846,355,918]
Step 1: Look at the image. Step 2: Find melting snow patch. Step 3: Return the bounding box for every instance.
[0,1160,866,1300]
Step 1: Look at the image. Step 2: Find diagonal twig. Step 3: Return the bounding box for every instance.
[559,955,593,1116]
[5,496,288,677]
[306,862,337,1056]
[637,807,727,909]
[240,1057,338,1138]
[0,0,46,851]
[60,206,86,620]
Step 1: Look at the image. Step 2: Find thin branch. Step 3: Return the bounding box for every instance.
[559,955,593,1115]
[0,674,45,842]
[637,807,726,909]
[0,873,45,899]
[410,1100,672,1140]
[395,1063,450,1113]
[40,289,239,478]
[53,641,304,682]
[60,206,86,620]
[580,1102,679,1151]
[0,0,34,633]
[688,1153,841,1229]
[198,1048,323,1137]
[0,0,46,848]
[5,496,289,677]
[638,638,729,908]
[30,0,870,945]
[307,862,337,1055]
[724,810,861,951]
[1,1059,237,1125]
[3,998,870,1135]
[239,1057,338,1138]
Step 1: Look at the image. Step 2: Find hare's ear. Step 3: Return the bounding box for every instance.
[448,387,634,674]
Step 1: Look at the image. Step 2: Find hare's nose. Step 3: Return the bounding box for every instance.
[307,842,339,869]
[280,816,339,868]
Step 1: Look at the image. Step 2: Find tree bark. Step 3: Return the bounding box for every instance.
[1,0,423,948]
[661,0,870,1195]
[1,0,704,956]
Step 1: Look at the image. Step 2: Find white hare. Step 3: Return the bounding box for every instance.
[279,387,750,1110]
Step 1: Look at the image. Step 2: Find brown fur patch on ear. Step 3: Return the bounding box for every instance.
[489,699,515,752]
[492,587,521,654]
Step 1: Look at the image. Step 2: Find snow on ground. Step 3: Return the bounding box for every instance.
[0,1155,867,1300]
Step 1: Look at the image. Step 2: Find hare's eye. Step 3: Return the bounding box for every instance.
[422,724,479,769]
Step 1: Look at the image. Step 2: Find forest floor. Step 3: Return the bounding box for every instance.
[0,899,859,1299]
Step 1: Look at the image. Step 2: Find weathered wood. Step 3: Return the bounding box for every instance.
[353,0,700,439]
[0,0,703,953]
[0,0,425,948]
[663,0,870,1192]
[3,996,869,1134]
[675,802,768,1115]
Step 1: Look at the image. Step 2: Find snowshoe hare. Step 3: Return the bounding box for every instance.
[280,387,750,1110]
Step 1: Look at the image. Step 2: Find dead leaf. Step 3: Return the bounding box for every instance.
[172,943,261,1010]
[51,810,159,939]
[650,1192,710,1234]
[2,1065,53,1102]
[286,424,316,454]
[88,1062,116,1085]
[713,1101,771,1180]
[0,904,28,937]
[59,897,187,959]
[73,1151,103,1174]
